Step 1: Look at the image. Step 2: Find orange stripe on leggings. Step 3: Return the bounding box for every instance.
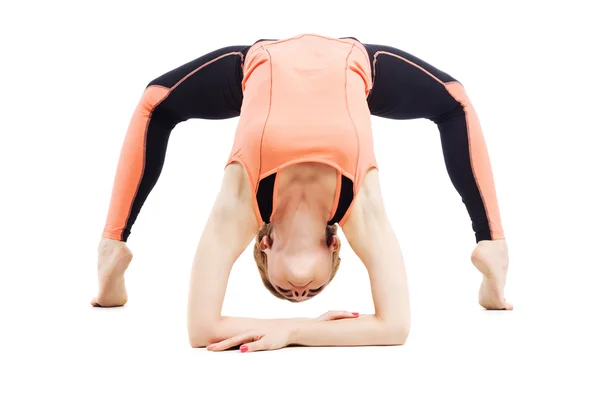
[102,85,169,240]
[444,82,504,240]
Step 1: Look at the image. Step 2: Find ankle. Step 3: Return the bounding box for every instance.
[475,239,508,257]
[98,237,130,259]
[471,239,508,274]
[99,236,118,251]
[478,238,507,250]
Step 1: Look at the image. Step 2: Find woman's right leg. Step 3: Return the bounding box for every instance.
[93,45,250,307]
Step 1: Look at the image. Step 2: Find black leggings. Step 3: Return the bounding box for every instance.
[363,43,503,242]
[102,39,503,243]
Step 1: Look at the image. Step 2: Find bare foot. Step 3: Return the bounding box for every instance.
[471,239,513,310]
[91,237,132,307]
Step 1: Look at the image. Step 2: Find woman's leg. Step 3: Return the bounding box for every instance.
[93,45,250,307]
[363,43,510,309]
[104,45,249,242]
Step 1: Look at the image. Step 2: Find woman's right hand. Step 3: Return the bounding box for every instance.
[317,311,360,321]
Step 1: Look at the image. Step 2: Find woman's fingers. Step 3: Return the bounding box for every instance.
[318,310,359,321]
[207,336,267,353]
[329,311,359,320]
[240,338,268,353]
[207,336,247,351]
[207,332,260,351]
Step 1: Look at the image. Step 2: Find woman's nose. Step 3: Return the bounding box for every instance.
[291,289,308,301]
[289,282,311,301]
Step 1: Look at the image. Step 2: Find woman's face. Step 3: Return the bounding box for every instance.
[259,233,338,302]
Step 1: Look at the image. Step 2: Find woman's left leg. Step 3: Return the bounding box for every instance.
[362,42,511,309]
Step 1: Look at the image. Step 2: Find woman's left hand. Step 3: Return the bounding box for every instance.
[206,327,292,353]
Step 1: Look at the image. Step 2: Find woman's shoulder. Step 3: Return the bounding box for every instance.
[216,163,258,228]
[222,163,252,199]
[342,169,388,235]
[220,163,255,208]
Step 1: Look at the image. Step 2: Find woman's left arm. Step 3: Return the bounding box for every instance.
[290,170,411,347]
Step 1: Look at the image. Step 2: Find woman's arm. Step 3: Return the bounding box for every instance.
[187,164,344,346]
[187,164,352,347]
[291,169,411,346]
[193,167,409,350]
[208,169,410,352]
[186,163,259,347]
[206,313,397,352]
[289,315,403,347]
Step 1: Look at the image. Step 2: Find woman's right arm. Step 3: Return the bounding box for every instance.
[187,164,334,347]
[186,163,259,347]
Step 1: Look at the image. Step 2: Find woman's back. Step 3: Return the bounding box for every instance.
[228,34,378,227]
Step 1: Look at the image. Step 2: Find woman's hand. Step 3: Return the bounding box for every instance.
[206,312,359,353]
[206,326,292,353]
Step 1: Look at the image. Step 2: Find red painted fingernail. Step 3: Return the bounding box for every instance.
[352,312,359,316]
[240,345,248,353]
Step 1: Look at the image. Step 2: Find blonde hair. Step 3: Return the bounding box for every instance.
[253,223,342,301]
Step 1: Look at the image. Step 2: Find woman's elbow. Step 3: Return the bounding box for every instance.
[387,321,410,345]
[188,332,209,349]
[188,335,207,349]
[187,323,216,348]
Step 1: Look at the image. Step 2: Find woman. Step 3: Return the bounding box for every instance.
[93,34,511,352]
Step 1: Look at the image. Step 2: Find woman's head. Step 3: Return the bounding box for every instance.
[253,222,341,302]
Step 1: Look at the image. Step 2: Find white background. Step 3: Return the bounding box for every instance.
[1,1,599,399]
